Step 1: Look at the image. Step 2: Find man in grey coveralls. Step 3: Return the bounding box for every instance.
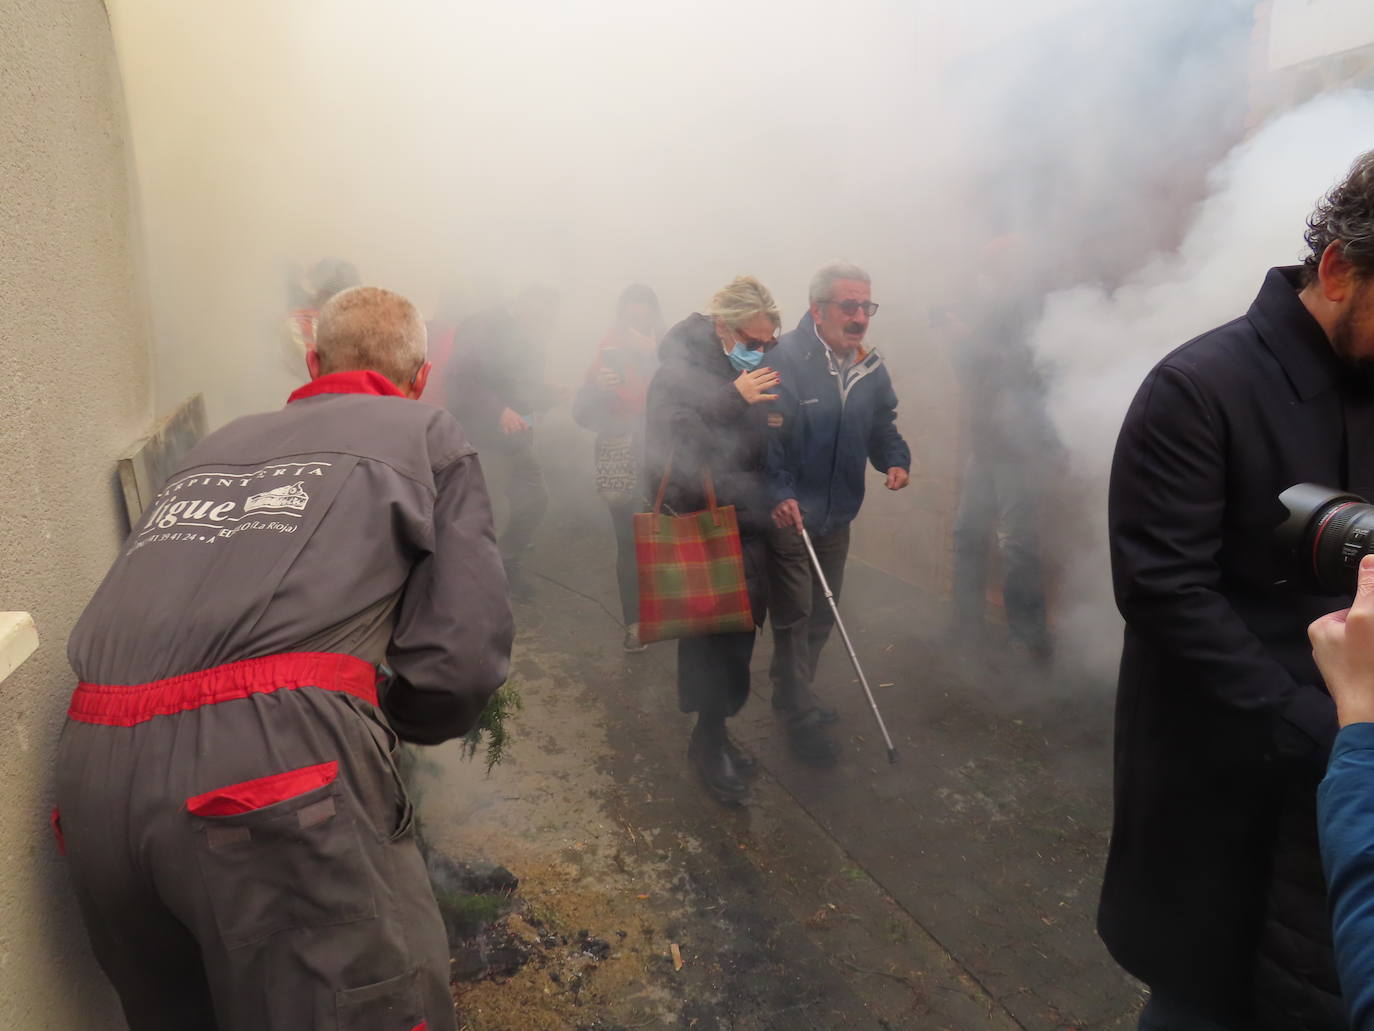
[56,286,514,1031]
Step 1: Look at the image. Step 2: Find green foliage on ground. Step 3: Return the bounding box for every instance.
[434,891,513,937]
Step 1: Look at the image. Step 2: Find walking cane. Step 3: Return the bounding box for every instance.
[798,525,898,764]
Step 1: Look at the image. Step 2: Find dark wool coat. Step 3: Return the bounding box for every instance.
[643,313,771,622]
[644,314,772,532]
[1100,267,1372,1028]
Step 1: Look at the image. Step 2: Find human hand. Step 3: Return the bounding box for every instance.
[597,367,622,389]
[1310,554,1374,727]
[885,467,910,491]
[772,498,803,530]
[499,407,530,435]
[733,368,780,405]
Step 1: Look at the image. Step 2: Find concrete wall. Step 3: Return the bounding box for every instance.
[0,2,152,1027]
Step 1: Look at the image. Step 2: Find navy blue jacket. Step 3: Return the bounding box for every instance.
[763,314,910,537]
[1320,722,1374,1029]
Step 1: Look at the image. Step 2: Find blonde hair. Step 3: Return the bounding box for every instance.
[707,275,781,331]
[315,286,427,386]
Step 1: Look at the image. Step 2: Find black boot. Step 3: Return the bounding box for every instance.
[722,734,760,778]
[689,716,749,804]
[785,709,839,768]
[772,683,839,726]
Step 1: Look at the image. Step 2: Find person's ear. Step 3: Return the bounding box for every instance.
[305,349,323,380]
[1320,242,1356,303]
[408,361,432,400]
[810,300,825,324]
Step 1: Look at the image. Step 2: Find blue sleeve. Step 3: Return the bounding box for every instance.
[1319,722,1374,1029]
[764,355,800,507]
[867,374,911,474]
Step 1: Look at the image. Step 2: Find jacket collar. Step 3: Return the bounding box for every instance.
[1248,266,1342,402]
[287,370,408,404]
[662,313,735,376]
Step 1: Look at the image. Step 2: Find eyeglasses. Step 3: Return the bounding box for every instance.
[736,331,778,351]
[825,299,880,318]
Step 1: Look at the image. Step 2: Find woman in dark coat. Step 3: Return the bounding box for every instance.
[572,284,663,652]
[643,275,783,804]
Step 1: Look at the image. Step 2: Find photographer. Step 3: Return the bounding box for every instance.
[1102,152,1374,1029]
[1312,554,1374,1030]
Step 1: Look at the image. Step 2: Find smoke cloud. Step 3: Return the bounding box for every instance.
[1033,90,1374,679]
[106,0,948,424]
[103,0,1370,685]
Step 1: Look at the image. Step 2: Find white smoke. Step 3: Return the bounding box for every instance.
[1034,89,1374,680]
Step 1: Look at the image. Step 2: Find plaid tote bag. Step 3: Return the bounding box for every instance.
[634,459,755,644]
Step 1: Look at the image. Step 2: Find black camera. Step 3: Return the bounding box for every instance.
[1275,483,1374,594]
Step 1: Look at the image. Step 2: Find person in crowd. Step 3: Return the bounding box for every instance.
[946,236,1061,667]
[644,275,781,804]
[282,257,360,381]
[1311,554,1374,1030]
[573,283,663,652]
[421,284,470,413]
[447,285,562,601]
[56,286,514,1031]
[1100,151,1374,1030]
[762,261,911,765]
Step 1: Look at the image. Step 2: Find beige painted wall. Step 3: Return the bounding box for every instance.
[0,2,152,1027]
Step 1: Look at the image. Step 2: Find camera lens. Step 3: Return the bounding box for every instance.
[1275,483,1374,594]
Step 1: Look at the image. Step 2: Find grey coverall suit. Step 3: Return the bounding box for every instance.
[57,370,514,1031]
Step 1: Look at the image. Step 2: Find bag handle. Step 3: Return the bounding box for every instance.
[651,451,720,520]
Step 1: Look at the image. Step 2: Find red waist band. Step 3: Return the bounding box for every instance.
[68,652,379,727]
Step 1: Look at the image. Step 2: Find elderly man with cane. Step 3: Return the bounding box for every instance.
[763,261,912,765]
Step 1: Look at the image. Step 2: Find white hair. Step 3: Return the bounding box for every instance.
[315,286,427,386]
[808,261,871,306]
[707,275,781,330]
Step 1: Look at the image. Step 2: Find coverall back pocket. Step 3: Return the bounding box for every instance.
[188,760,378,948]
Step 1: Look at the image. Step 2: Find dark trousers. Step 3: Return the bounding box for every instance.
[766,523,849,712]
[1139,994,1245,1031]
[606,496,640,625]
[56,685,454,1031]
[677,630,756,719]
[951,451,1050,654]
[484,429,548,566]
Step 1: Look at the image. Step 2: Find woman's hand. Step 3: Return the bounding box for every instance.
[733,368,780,405]
[597,367,622,389]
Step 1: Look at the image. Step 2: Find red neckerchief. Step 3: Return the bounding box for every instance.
[287,370,407,404]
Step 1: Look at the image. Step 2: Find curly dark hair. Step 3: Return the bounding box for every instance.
[1304,150,1374,285]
